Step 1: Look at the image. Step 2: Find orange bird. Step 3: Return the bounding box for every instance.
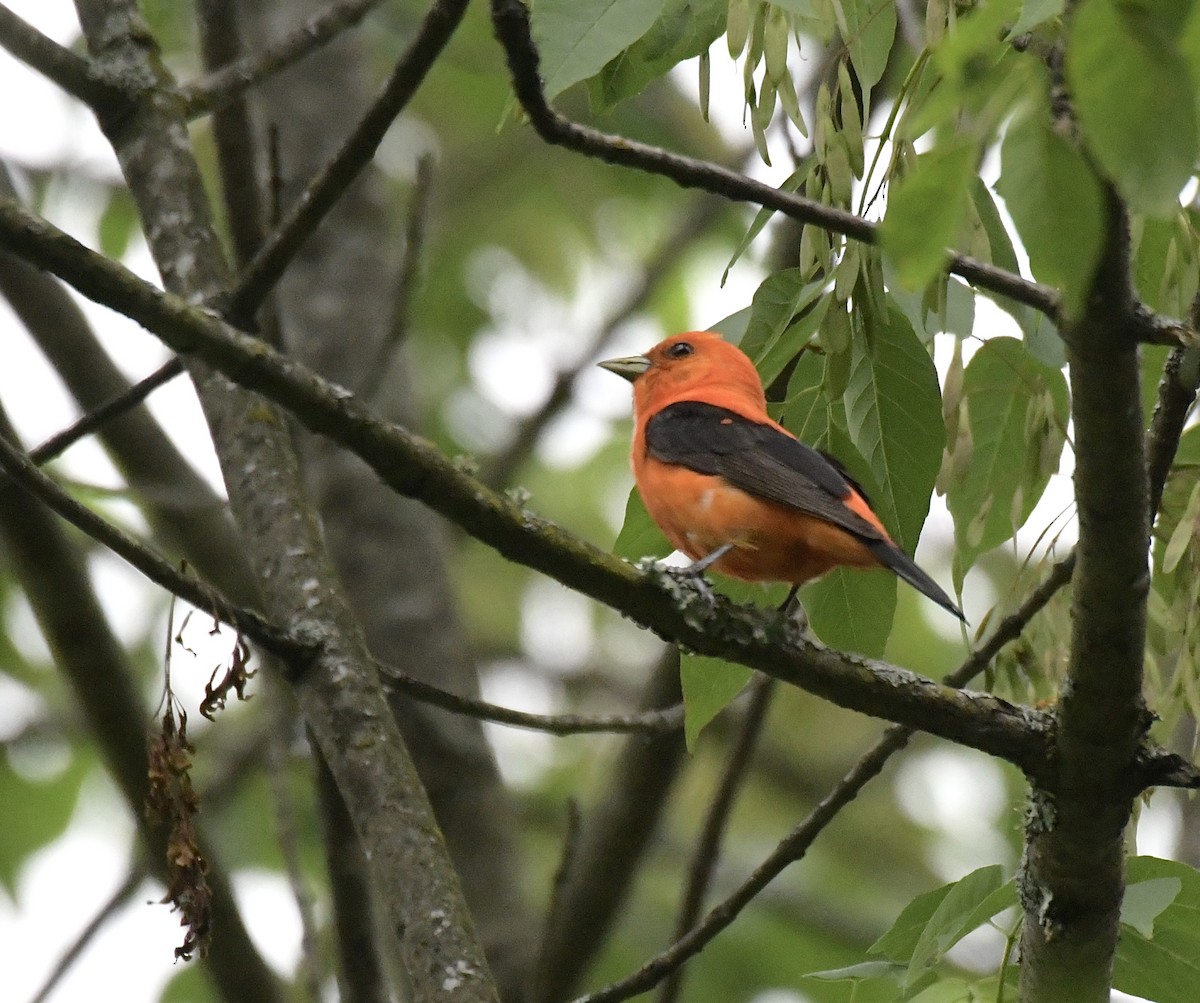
[600,331,963,620]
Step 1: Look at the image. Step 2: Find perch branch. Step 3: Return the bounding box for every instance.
[0,196,1053,770]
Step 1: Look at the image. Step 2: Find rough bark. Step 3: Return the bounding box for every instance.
[68,1,501,998]
[1017,193,1148,1001]
[226,0,533,994]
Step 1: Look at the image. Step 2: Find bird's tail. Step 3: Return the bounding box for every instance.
[867,540,965,622]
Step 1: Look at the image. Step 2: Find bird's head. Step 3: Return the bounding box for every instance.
[598,332,766,419]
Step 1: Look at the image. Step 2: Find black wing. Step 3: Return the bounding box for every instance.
[643,401,883,543]
[645,401,965,619]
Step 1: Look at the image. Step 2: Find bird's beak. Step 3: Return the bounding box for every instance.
[597,354,651,383]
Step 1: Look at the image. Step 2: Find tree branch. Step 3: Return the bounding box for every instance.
[488,0,1062,323]
[0,197,1051,769]
[1018,185,1147,1000]
[0,4,124,108]
[27,358,184,465]
[0,422,684,738]
[179,0,384,117]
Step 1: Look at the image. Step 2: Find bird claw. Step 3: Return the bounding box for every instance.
[661,563,719,606]
[777,586,812,636]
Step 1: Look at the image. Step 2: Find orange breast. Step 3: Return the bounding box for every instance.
[636,460,880,585]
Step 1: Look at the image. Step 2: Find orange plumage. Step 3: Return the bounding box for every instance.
[600,331,963,619]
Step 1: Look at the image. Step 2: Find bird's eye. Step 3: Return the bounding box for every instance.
[666,341,694,359]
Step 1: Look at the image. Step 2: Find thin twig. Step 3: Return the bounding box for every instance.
[489,0,1064,324]
[0,426,299,658]
[28,357,184,465]
[358,152,435,403]
[383,667,684,734]
[180,0,385,117]
[658,676,776,1003]
[0,5,124,109]
[229,0,470,325]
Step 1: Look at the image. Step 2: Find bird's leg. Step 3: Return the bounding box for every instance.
[683,542,734,576]
[665,543,734,605]
[778,585,810,633]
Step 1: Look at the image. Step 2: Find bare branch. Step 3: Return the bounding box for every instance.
[228,0,470,324]
[358,152,435,403]
[488,0,1063,323]
[28,357,184,464]
[180,0,385,117]
[384,669,684,734]
[3,419,685,737]
[0,4,123,108]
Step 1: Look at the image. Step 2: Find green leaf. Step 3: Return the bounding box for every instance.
[996,109,1105,318]
[1114,857,1200,1003]
[871,881,959,961]
[881,138,976,290]
[805,959,904,982]
[835,0,898,91]
[98,188,140,261]
[681,654,753,749]
[1067,0,1199,215]
[778,349,829,442]
[591,0,726,108]
[802,565,897,656]
[1008,0,1065,37]
[1163,478,1200,574]
[906,866,1011,985]
[1121,876,1183,938]
[1140,344,1172,426]
[613,487,671,561]
[967,177,1067,368]
[707,305,752,344]
[739,270,828,387]
[0,745,90,894]
[945,337,1069,575]
[840,303,945,550]
[532,0,670,101]
[722,162,810,282]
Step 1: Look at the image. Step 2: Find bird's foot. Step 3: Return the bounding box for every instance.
[777,586,812,638]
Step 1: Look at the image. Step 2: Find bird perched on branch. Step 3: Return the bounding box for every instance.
[600,331,963,621]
